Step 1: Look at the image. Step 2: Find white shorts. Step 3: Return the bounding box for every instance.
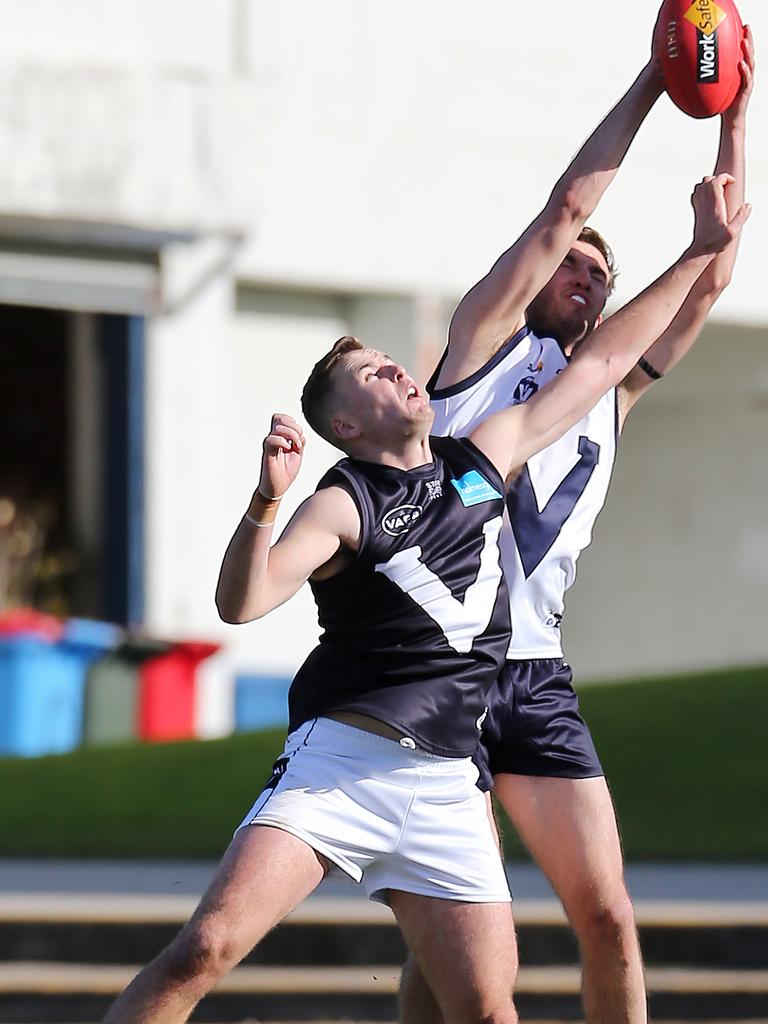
[237,717,511,905]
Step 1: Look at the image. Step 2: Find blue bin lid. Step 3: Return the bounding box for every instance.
[61,618,123,652]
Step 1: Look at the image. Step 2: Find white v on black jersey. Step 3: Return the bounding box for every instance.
[287,436,510,757]
[428,327,618,659]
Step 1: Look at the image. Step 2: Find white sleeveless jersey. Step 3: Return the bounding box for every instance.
[428,326,618,659]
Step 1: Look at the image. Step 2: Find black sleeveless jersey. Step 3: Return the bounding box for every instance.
[288,435,511,757]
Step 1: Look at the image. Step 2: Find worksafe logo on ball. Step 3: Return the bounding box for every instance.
[450,471,503,508]
[684,0,727,36]
[382,504,423,537]
[696,28,720,82]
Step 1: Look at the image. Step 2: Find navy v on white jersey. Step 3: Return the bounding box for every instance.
[428,327,618,660]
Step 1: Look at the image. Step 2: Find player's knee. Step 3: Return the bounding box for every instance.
[446,1005,516,1024]
[162,918,238,987]
[399,952,432,1000]
[441,981,517,1024]
[480,1011,516,1024]
[571,887,637,947]
[399,955,443,1023]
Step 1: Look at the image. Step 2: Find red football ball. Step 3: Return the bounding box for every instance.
[655,0,745,118]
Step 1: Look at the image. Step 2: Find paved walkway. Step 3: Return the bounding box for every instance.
[2,859,766,902]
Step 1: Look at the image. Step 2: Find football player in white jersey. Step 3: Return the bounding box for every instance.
[401,25,754,1024]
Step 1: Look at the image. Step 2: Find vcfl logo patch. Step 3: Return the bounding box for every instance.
[697,29,719,82]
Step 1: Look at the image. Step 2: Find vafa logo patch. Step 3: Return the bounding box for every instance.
[381,504,423,537]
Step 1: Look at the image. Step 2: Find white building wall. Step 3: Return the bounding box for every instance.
[217,288,348,672]
[563,322,768,679]
[235,2,768,327]
[1,2,766,314]
[144,243,235,639]
[0,1,766,682]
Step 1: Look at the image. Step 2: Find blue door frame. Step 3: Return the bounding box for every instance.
[101,314,145,626]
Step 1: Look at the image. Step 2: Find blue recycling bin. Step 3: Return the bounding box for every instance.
[234,674,291,732]
[0,616,121,757]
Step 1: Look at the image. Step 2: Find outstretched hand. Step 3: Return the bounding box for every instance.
[724,24,755,125]
[689,174,751,257]
[259,414,306,500]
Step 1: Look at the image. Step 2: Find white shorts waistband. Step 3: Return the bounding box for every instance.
[296,717,464,767]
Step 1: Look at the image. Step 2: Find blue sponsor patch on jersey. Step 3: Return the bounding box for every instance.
[450,470,502,507]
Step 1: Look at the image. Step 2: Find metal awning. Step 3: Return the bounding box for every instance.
[0,216,197,316]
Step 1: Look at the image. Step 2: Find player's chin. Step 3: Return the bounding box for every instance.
[415,399,434,424]
[405,394,430,414]
[564,310,595,343]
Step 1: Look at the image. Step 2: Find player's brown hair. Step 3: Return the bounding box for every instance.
[578,226,618,299]
[301,335,363,449]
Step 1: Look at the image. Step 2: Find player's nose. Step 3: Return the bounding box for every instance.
[573,267,591,291]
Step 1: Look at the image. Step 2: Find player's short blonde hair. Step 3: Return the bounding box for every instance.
[301,336,363,449]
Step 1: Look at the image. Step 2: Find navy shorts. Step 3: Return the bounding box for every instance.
[474,658,603,792]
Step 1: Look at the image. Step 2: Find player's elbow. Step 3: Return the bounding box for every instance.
[215,600,245,625]
[708,266,733,298]
[539,185,586,237]
[215,593,262,625]
[574,350,618,402]
[550,182,592,226]
[573,348,616,389]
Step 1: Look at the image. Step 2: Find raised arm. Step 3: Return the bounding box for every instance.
[470,175,751,478]
[618,25,754,425]
[215,414,359,624]
[438,60,663,388]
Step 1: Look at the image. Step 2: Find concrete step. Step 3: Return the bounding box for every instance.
[6,893,768,925]
[0,962,766,1022]
[3,896,767,1020]
[3,896,767,970]
[3,960,768,994]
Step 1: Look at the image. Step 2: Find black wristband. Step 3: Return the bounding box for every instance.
[638,356,663,381]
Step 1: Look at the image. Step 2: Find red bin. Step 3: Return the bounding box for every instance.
[0,608,63,641]
[138,641,220,742]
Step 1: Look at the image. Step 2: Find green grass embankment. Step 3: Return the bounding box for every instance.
[0,728,286,858]
[1,666,766,860]
[498,664,768,861]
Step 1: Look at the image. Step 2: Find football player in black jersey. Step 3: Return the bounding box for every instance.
[403,29,754,1024]
[101,177,748,1024]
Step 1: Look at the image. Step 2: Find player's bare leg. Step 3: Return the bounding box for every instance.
[398,791,514,1024]
[390,890,518,1024]
[495,773,646,1024]
[399,953,443,1024]
[100,826,327,1024]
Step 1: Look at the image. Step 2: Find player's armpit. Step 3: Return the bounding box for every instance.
[260,486,360,616]
[216,486,359,624]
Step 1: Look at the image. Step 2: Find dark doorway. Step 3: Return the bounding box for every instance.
[0,304,144,624]
[0,305,71,614]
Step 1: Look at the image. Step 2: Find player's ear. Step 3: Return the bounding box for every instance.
[595,312,604,330]
[332,416,361,442]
